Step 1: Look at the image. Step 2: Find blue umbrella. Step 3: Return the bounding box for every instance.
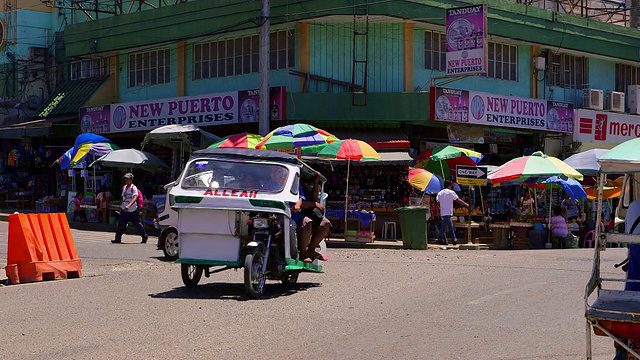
[542,176,587,200]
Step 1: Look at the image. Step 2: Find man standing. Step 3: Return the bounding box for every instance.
[112,173,148,244]
[436,180,469,245]
[561,193,581,221]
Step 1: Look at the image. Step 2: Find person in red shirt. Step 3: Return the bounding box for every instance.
[72,192,87,223]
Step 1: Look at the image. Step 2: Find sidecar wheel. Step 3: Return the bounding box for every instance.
[244,250,266,299]
[181,264,203,287]
[281,272,299,286]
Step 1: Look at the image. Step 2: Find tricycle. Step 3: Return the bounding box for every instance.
[168,148,327,298]
[585,153,640,359]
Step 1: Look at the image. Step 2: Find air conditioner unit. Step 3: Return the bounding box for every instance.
[583,89,603,110]
[606,91,625,113]
[629,85,640,115]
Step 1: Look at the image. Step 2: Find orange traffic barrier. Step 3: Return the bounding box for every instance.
[5,213,82,284]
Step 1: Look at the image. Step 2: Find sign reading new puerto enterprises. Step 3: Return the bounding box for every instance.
[430,86,574,133]
[79,86,285,134]
[573,109,640,144]
[445,4,487,76]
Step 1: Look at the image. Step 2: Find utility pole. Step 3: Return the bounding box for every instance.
[631,0,639,28]
[259,0,270,136]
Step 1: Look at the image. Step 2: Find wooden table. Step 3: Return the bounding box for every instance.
[454,222,480,244]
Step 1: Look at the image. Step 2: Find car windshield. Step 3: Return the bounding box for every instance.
[181,159,289,193]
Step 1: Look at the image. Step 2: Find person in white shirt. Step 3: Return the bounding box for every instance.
[112,173,148,244]
[436,180,469,245]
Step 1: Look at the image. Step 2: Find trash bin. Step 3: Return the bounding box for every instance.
[396,206,428,250]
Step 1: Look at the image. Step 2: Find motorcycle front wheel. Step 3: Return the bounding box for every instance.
[244,250,266,298]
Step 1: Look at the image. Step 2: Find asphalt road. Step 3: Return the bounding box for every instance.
[0,221,623,359]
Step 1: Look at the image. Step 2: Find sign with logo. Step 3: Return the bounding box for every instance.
[79,87,286,134]
[79,105,111,134]
[456,165,488,186]
[445,4,487,76]
[574,109,640,144]
[430,86,573,133]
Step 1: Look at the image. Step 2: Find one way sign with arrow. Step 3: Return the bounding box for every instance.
[456,165,488,186]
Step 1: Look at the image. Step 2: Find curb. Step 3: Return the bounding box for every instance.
[325,240,404,250]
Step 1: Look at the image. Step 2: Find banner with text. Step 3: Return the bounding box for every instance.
[445,4,487,76]
[79,87,286,134]
[430,86,573,133]
[573,109,640,144]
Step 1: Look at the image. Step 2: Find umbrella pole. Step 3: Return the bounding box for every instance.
[479,186,485,229]
[440,162,445,179]
[344,159,350,240]
[467,185,472,244]
[547,187,552,245]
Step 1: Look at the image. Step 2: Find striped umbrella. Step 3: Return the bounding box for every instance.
[255,123,338,151]
[316,139,381,161]
[208,133,263,149]
[414,146,483,179]
[407,168,444,194]
[488,151,583,185]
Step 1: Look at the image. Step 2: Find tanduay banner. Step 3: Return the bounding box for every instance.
[79,86,285,134]
[445,4,488,76]
[430,86,574,133]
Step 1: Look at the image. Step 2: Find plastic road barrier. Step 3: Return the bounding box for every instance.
[396,206,429,250]
[5,213,82,284]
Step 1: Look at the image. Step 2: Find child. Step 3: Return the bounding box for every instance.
[72,192,87,223]
[96,186,112,224]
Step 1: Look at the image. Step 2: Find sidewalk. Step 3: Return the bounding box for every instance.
[0,209,489,250]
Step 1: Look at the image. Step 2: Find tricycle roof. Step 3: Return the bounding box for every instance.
[191,148,300,165]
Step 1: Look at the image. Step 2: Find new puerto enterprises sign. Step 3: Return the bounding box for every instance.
[445,4,487,76]
[429,86,574,133]
[574,109,640,144]
[79,87,285,134]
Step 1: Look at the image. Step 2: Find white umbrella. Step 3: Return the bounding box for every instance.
[91,149,167,172]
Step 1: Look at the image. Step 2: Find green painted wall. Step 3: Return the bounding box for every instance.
[65,0,640,63]
[288,92,429,123]
[309,22,404,93]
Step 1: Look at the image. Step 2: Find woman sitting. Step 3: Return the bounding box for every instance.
[549,206,568,248]
[72,192,87,223]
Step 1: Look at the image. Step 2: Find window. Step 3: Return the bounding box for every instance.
[128,49,170,87]
[193,29,294,80]
[487,43,517,81]
[70,58,110,80]
[547,53,588,89]
[425,31,517,81]
[615,64,640,93]
[424,30,446,71]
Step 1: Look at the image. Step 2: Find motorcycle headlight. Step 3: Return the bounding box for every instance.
[252,217,269,229]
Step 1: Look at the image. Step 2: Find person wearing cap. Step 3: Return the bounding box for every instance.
[112,173,148,244]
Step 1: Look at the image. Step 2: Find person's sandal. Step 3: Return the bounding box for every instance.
[309,251,328,261]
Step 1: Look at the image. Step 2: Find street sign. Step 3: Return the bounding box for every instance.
[456,165,488,186]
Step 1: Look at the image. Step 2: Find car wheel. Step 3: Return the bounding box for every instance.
[162,229,179,260]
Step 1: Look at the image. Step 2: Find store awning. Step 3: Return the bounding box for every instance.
[303,151,413,166]
[0,116,75,139]
[331,129,410,150]
[33,75,109,120]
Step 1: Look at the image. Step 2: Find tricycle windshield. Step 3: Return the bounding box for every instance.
[181,158,290,193]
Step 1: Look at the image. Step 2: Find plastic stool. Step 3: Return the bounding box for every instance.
[382,222,397,240]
